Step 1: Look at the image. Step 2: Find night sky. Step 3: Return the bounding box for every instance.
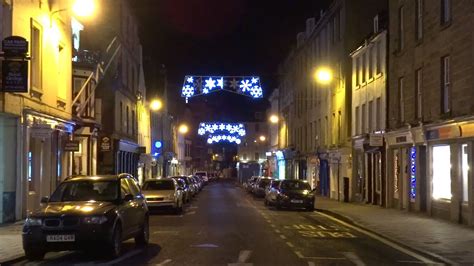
[132,0,331,122]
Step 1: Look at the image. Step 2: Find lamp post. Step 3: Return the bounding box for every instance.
[314,66,344,201]
[149,98,166,177]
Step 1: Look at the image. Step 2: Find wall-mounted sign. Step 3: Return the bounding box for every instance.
[100,136,111,152]
[426,126,461,141]
[2,36,28,56]
[64,140,80,152]
[369,134,384,147]
[2,60,28,92]
[31,124,53,139]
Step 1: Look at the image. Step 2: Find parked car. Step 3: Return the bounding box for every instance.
[274,179,315,211]
[184,176,199,196]
[194,171,209,183]
[170,176,192,203]
[253,177,273,197]
[22,174,149,260]
[264,180,281,206]
[142,178,184,213]
[244,176,259,192]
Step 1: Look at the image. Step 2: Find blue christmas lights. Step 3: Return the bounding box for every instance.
[198,122,246,145]
[181,75,263,102]
[410,146,417,200]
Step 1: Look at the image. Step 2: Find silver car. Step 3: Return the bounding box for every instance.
[142,178,184,213]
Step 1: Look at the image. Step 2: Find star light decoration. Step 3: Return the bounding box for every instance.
[198,122,246,145]
[181,75,263,102]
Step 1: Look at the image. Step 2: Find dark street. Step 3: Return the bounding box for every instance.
[9,180,442,265]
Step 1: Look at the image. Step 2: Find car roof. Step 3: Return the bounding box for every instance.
[64,174,130,182]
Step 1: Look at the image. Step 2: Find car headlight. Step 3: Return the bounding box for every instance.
[25,217,42,226]
[83,216,108,224]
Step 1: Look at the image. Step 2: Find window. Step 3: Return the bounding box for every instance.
[132,110,135,136]
[416,0,423,41]
[362,54,366,83]
[432,145,452,200]
[441,0,451,24]
[255,123,260,132]
[31,21,42,91]
[368,46,373,79]
[399,77,405,122]
[376,97,381,130]
[126,106,129,134]
[355,58,360,85]
[462,144,469,202]
[355,106,360,135]
[376,42,381,74]
[119,102,123,132]
[398,6,404,51]
[332,113,336,145]
[441,56,450,113]
[338,111,342,143]
[369,100,374,132]
[362,104,366,133]
[415,68,423,119]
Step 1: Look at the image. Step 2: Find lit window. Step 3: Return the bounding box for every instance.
[432,145,452,200]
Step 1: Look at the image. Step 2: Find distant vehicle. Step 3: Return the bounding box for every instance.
[142,178,184,214]
[274,179,315,211]
[22,174,149,260]
[253,177,273,197]
[194,171,208,183]
[244,176,259,192]
[264,180,282,206]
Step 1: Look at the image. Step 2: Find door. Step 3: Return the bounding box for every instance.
[319,160,330,197]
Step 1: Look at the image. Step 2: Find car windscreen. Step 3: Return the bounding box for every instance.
[195,172,206,177]
[281,180,311,190]
[142,180,174,190]
[259,179,272,187]
[49,180,118,202]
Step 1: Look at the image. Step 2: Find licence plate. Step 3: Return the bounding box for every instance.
[46,234,75,242]
[290,199,303,203]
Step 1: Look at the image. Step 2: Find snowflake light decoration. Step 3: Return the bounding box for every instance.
[186,76,194,83]
[207,134,243,144]
[240,79,252,92]
[182,85,195,103]
[182,76,264,101]
[204,77,216,94]
[217,77,224,89]
[249,85,263,98]
[198,122,246,145]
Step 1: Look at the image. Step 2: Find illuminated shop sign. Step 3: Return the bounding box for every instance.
[410,146,416,201]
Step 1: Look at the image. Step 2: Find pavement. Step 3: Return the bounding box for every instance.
[0,221,23,264]
[316,196,474,265]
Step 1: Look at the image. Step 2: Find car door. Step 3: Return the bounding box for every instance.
[126,177,146,228]
[120,178,135,238]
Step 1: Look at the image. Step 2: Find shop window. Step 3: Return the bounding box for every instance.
[462,144,469,202]
[28,151,33,191]
[393,149,400,199]
[432,145,451,200]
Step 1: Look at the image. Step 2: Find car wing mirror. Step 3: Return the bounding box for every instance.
[123,194,134,202]
[40,196,49,203]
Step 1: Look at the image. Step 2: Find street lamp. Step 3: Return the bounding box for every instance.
[178,124,189,134]
[150,99,163,111]
[314,67,333,84]
[72,0,96,18]
[259,135,266,142]
[269,114,279,124]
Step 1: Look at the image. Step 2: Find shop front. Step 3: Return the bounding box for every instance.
[385,127,426,212]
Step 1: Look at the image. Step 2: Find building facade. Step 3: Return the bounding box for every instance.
[387,0,474,225]
[350,27,387,204]
[0,0,75,223]
[237,122,270,176]
[277,0,387,199]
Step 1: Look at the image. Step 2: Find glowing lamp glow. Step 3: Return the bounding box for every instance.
[315,68,333,84]
[154,141,162,149]
[72,0,96,17]
[269,115,279,124]
[150,99,163,111]
[259,135,266,142]
[178,124,189,134]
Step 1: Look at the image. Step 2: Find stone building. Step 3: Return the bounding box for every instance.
[387,0,474,225]
[277,0,387,200]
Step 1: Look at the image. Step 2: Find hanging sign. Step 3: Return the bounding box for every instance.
[369,134,384,147]
[100,136,111,152]
[2,60,28,92]
[2,36,28,56]
[64,140,80,152]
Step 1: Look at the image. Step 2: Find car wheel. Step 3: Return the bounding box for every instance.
[276,201,282,210]
[109,224,122,258]
[175,201,183,214]
[135,216,149,246]
[306,205,314,212]
[24,248,45,261]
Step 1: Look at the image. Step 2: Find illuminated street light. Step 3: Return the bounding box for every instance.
[178,124,189,134]
[72,0,96,17]
[259,135,266,142]
[314,67,333,84]
[269,115,279,124]
[150,99,163,111]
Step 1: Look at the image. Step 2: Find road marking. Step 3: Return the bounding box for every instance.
[342,252,366,266]
[152,230,179,234]
[275,229,281,233]
[156,259,173,266]
[308,262,316,266]
[191,243,219,248]
[186,211,196,215]
[316,212,443,264]
[294,251,345,260]
[270,224,276,228]
[279,234,287,240]
[238,250,252,263]
[286,242,295,248]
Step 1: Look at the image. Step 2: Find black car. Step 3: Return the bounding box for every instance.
[253,177,273,197]
[22,174,149,260]
[275,180,315,211]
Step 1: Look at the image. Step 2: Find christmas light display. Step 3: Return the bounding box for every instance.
[181,75,263,102]
[198,122,246,145]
